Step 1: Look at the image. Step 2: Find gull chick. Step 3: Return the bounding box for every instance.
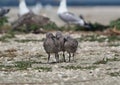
[43,32,59,63]
[55,31,66,62]
[64,35,78,62]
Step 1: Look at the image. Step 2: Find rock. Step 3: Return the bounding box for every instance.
[12,13,53,33]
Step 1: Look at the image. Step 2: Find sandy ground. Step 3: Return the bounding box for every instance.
[7,6,120,26]
[0,32,120,85]
[0,6,120,85]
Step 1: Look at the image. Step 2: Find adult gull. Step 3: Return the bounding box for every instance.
[18,0,30,16]
[32,0,43,15]
[57,0,91,28]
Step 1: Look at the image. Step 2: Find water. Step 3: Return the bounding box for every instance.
[0,0,120,7]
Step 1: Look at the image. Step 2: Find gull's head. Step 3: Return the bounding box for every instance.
[19,0,26,5]
[32,0,43,15]
[55,31,63,39]
[64,35,72,41]
[18,0,30,16]
[57,0,68,14]
[46,32,55,38]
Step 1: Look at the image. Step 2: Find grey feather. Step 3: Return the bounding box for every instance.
[58,12,85,26]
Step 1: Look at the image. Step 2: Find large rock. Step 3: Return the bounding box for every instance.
[12,13,53,33]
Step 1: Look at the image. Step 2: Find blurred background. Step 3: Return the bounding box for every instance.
[0,0,120,6]
[1,0,120,27]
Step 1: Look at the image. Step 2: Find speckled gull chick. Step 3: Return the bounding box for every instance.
[43,32,59,63]
[0,7,10,17]
[57,0,91,28]
[55,31,66,62]
[64,35,78,62]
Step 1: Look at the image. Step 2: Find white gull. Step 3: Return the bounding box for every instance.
[18,0,30,16]
[32,0,43,15]
[57,0,91,28]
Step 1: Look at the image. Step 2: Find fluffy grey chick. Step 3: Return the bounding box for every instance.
[55,31,66,62]
[43,32,59,63]
[64,35,78,62]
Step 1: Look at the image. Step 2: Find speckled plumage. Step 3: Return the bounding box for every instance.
[55,31,66,62]
[43,32,59,63]
[64,35,78,62]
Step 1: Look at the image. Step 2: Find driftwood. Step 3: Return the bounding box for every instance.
[109,27,120,35]
[103,27,120,35]
[96,26,120,36]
